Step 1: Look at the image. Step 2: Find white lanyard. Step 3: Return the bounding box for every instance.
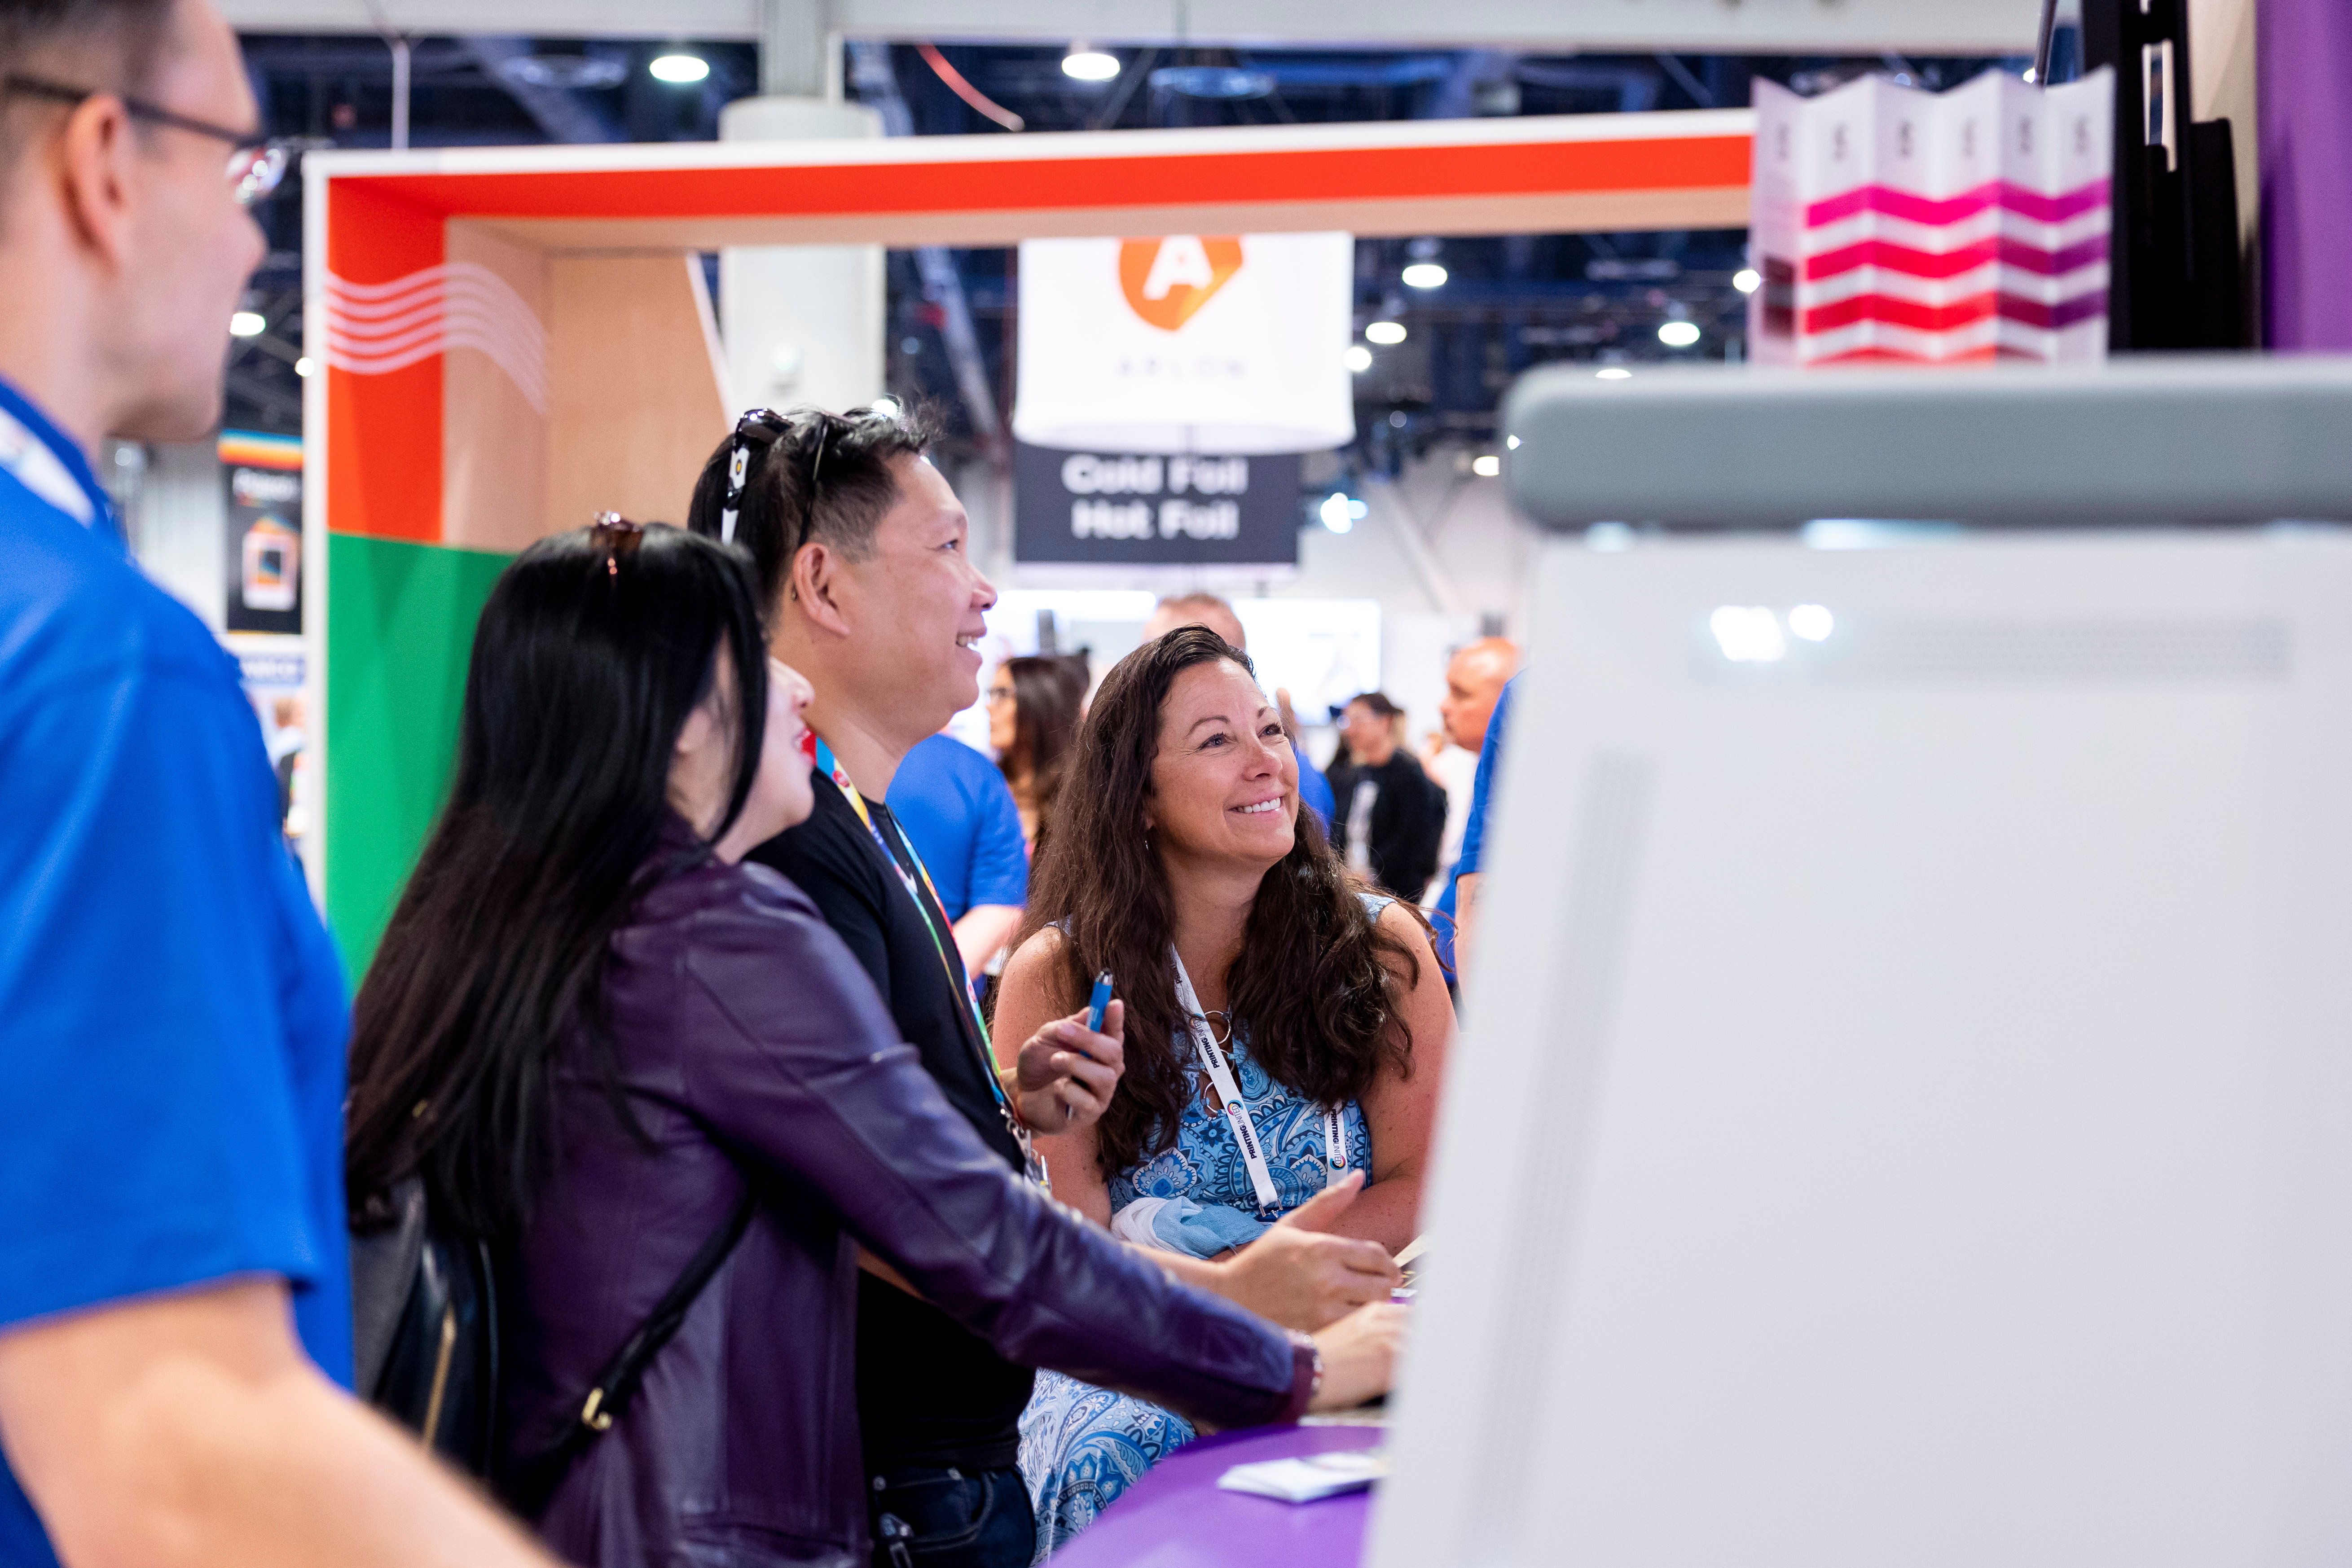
[1170,946,1351,1215]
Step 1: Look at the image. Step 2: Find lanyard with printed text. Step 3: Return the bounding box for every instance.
[1169,945,1350,1215]
[818,740,1046,1190]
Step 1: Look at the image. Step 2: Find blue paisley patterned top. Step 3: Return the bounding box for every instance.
[1020,893,1393,1562]
[1106,1027,1372,1218]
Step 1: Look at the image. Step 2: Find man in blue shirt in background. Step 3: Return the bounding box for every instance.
[1442,672,1515,986]
[889,729,1030,974]
[0,3,554,1565]
[1427,641,1517,979]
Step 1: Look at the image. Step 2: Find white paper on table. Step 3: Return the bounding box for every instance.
[1217,1450,1388,1503]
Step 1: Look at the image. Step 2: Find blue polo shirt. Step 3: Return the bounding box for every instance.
[1433,673,1515,976]
[1295,747,1335,832]
[0,379,351,1565]
[887,733,1029,920]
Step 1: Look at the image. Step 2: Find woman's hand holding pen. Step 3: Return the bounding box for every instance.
[1010,1001,1124,1133]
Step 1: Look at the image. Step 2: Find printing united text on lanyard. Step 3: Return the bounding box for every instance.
[1169,945,1350,1217]
[818,740,1047,1191]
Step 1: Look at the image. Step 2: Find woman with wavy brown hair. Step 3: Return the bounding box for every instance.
[996,624,1453,1556]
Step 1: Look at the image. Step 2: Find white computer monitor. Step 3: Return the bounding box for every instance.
[1372,530,2352,1568]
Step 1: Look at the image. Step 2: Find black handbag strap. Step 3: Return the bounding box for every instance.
[503,1177,763,1515]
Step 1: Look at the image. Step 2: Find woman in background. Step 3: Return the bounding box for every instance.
[343,525,1398,1568]
[997,625,1453,1558]
[988,653,1087,854]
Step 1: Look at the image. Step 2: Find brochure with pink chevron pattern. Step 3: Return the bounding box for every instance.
[1750,68,2115,366]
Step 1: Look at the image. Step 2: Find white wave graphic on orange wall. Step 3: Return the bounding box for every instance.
[325,263,548,414]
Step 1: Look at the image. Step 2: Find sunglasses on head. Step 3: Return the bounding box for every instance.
[717,403,904,545]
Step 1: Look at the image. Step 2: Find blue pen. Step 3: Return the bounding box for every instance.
[1085,970,1115,1033]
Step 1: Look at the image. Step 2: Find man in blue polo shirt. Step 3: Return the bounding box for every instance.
[1443,671,1516,984]
[888,729,1030,973]
[0,3,553,1564]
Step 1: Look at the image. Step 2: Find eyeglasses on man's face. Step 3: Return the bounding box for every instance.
[4,75,290,206]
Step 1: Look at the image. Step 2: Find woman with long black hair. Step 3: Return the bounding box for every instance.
[998,624,1454,1556]
[343,523,1398,1568]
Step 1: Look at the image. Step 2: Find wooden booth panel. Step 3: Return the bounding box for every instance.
[440,221,549,553]
[543,254,732,535]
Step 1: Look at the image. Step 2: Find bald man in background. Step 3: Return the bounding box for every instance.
[1422,636,1519,978]
[1143,593,1337,830]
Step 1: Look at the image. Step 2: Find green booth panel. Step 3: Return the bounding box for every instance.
[325,532,513,979]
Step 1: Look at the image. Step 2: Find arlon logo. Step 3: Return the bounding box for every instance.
[1117,235,1244,332]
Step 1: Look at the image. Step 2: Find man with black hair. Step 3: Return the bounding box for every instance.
[0,3,558,1567]
[1326,690,1446,900]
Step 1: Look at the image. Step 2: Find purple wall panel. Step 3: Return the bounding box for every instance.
[2260,0,2352,348]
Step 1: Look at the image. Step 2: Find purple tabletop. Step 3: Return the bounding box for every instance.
[1046,1422,1382,1568]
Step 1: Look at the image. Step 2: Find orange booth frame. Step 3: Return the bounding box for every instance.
[301,108,1755,971]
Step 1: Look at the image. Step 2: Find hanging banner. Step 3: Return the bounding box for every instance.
[220,428,304,635]
[1015,443,1301,567]
[1013,232,1354,454]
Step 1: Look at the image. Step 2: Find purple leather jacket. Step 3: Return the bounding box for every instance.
[500,822,1313,1567]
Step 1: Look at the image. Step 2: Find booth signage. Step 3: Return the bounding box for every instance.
[1013,231,1354,455]
[1015,443,1301,567]
[220,428,304,635]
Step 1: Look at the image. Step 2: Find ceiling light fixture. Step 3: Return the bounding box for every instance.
[650,53,710,84]
[1364,320,1407,346]
[1658,319,1702,348]
[229,311,265,337]
[1596,366,1632,381]
[1471,454,1501,478]
[1401,262,1448,290]
[1062,43,1120,81]
[1150,64,1275,99]
[1733,267,1762,294]
[1343,344,1373,373]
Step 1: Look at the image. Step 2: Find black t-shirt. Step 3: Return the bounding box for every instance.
[1325,750,1446,899]
[747,768,1036,1472]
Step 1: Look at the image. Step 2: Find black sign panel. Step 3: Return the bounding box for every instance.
[223,461,303,634]
[1015,443,1301,567]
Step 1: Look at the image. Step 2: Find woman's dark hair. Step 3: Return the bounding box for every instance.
[1021,625,1419,1176]
[344,522,770,1238]
[1348,690,1403,721]
[683,402,939,610]
[1000,653,1087,843]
